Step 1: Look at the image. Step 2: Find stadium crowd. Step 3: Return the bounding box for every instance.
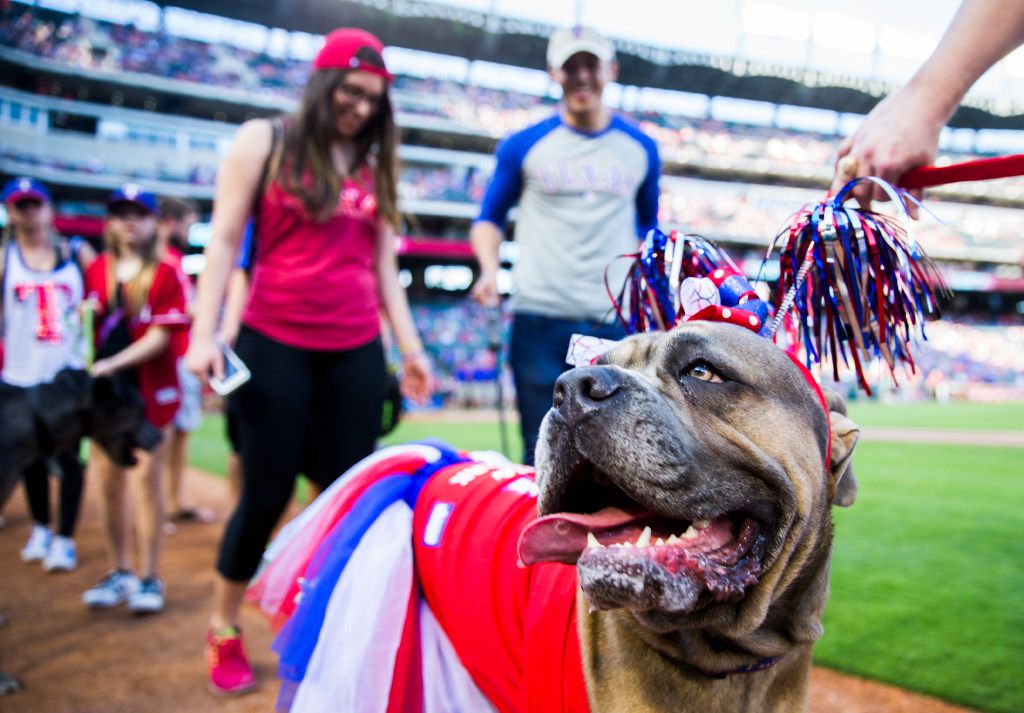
[2,5,1021,400]
[5,138,1018,261]
[6,5,1024,186]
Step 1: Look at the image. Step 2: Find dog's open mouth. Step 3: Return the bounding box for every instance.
[518,464,767,614]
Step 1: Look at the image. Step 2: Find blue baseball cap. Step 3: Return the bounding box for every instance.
[2,177,52,206]
[107,183,157,214]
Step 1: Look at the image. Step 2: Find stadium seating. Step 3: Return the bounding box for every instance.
[2,2,1021,404]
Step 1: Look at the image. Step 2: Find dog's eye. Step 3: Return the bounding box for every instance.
[681,361,723,383]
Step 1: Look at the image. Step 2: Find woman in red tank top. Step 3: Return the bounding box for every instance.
[185,28,434,695]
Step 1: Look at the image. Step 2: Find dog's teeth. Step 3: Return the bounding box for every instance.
[655,538,665,546]
[587,532,602,549]
[693,518,711,529]
[682,525,698,539]
[636,526,652,548]
[622,541,634,548]
[667,534,680,544]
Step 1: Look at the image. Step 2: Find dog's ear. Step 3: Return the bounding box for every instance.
[821,387,859,507]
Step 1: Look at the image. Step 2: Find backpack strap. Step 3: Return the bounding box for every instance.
[246,117,283,273]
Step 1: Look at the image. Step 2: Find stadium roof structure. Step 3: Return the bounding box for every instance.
[149,0,1024,130]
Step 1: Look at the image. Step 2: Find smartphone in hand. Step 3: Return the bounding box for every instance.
[209,342,251,396]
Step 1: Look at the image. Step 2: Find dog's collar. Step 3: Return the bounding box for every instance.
[695,654,785,679]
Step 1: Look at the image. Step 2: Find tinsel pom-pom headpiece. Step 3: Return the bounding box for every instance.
[766,177,948,395]
[587,177,949,397]
[605,229,774,337]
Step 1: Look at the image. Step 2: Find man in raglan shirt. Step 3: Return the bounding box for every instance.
[470,25,661,465]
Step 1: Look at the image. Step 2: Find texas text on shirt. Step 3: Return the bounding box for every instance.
[476,114,660,321]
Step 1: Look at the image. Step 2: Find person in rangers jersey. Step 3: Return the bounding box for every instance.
[0,177,90,574]
[80,184,189,617]
[469,25,661,465]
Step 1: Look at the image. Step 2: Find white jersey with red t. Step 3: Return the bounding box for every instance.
[1,241,85,387]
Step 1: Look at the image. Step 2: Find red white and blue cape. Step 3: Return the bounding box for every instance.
[247,441,589,713]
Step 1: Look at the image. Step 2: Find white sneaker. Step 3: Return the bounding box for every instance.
[21,524,52,563]
[43,535,77,573]
[83,570,138,609]
[128,577,165,615]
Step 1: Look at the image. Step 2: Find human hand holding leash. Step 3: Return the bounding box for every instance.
[830,0,1024,217]
[830,88,938,218]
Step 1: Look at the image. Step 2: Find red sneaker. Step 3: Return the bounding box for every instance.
[206,627,257,696]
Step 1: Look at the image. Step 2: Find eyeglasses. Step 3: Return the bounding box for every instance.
[335,82,385,111]
[11,199,43,211]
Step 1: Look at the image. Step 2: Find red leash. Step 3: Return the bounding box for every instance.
[898,153,1024,189]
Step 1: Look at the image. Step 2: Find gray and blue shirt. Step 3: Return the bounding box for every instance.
[477,114,660,322]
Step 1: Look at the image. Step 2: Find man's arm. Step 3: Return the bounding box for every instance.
[635,134,662,237]
[832,0,1024,208]
[470,134,525,307]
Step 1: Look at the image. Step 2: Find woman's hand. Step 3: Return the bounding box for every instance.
[185,335,223,383]
[399,351,435,405]
[89,357,119,378]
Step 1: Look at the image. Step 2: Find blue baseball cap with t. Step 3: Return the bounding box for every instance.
[2,177,52,206]
[107,183,157,214]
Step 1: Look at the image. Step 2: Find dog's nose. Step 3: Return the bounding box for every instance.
[553,366,622,420]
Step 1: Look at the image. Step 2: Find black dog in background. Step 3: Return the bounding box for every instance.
[0,367,161,492]
[0,367,161,696]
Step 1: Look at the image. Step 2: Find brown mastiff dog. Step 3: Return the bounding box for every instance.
[521,320,860,712]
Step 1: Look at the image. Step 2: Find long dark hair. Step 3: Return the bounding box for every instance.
[274,47,399,228]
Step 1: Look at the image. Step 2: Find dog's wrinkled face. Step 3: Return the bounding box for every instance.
[520,321,858,633]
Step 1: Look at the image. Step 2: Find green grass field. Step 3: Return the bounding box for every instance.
[189,401,1024,712]
[845,399,1024,432]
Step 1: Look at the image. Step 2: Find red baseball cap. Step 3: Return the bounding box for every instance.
[313,28,394,82]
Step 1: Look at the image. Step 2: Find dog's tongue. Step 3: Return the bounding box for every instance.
[518,505,652,565]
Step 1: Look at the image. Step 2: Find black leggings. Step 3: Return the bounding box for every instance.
[216,326,387,582]
[23,447,84,538]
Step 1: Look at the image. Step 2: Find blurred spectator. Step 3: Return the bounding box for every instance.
[81,183,189,617]
[470,26,660,464]
[185,28,432,696]
[1,177,89,574]
[153,196,214,529]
